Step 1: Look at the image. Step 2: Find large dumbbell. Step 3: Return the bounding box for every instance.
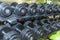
[53,21,60,29]
[28,3,37,15]
[50,22,58,31]
[37,4,44,15]
[0,3,15,23]
[51,4,58,13]
[44,3,52,14]
[0,24,21,40]
[0,3,12,18]
[12,3,28,16]
[57,4,60,13]
[33,20,53,35]
[33,20,59,39]
[42,24,52,35]
[11,23,35,40]
[42,20,60,35]
[24,21,43,38]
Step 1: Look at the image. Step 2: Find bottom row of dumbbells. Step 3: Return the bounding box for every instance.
[0,18,60,40]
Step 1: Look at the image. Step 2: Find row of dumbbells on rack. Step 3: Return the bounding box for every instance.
[0,17,60,40]
[0,2,60,22]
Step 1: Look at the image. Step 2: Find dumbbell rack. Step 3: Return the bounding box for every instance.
[0,2,60,40]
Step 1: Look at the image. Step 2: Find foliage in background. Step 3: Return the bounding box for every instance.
[0,0,60,4]
[48,30,60,40]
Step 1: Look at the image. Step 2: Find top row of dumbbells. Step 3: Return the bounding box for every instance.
[0,2,60,18]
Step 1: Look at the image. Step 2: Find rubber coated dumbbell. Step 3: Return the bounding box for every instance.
[0,24,21,40]
[12,3,28,16]
[11,23,35,40]
[53,21,60,29]
[11,2,18,12]
[44,3,52,14]
[24,21,43,38]
[51,4,58,13]
[37,4,44,15]
[0,3,15,23]
[28,3,37,15]
[33,20,55,35]
[42,24,52,34]
[0,3,12,18]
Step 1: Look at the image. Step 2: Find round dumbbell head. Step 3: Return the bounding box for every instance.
[21,28,35,40]
[0,3,12,17]
[14,5,27,16]
[37,4,44,15]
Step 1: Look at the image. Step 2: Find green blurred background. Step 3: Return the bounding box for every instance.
[0,0,60,4]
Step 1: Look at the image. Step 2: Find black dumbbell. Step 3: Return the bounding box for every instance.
[24,21,43,38]
[42,24,52,34]
[51,4,58,13]
[57,4,60,13]
[28,3,37,15]
[14,4,28,16]
[0,24,21,40]
[11,23,35,40]
[44,3,52,14]
[33,20,45,37]
[0,3,12,18]
[11,2,18,12]
[37,4,44,15]
[50,22,58,31]
[54,21,60,29]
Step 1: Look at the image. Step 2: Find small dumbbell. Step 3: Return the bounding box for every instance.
[12,23,35,40]
[0,24,21,40]
[54,21,60,29]
[33,20,45,37]
[24,21,43,38]
[50,22,58,31]
[42,24,52,34]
